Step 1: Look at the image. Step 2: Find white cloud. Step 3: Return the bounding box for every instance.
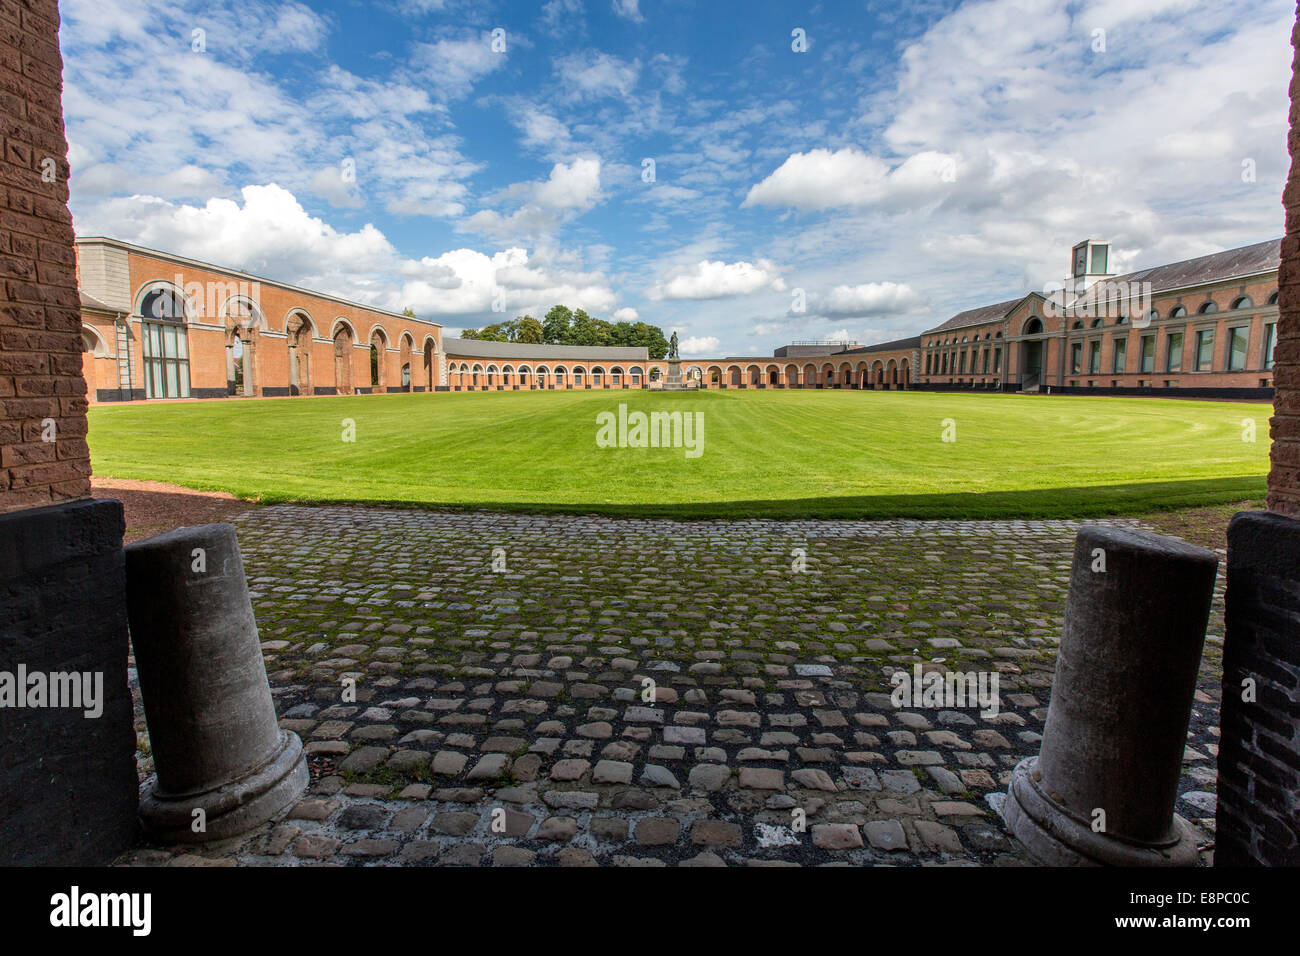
[819,281,922,316]
[413,33,508,100]
[555,51,640,100]
[461,158,602,240]
[680,335,720,356]
[612,0,644,23]
[743,148,960,211]
[612,307,640,321]
[651,259,787,300]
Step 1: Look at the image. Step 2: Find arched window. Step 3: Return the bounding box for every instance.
[1231,295,1253,310]
[139,287,191,398]
[1198,301,1218,314]
[1023,317,1043,335]
[1170,305,1187,318]
[1268,291,1279,305]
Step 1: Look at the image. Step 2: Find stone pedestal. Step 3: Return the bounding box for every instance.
[1003,526,1218,866]
[0,499,139,865]
[125,523,307,843]
[661,358,695,390]
[1215,511,1300,865]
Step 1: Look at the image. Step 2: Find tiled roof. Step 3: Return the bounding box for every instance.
[442,338,648,361]
[926,298,1023,335]
[79,291,117,312]
[922,238,1281,337]
[1105,238,1279,292]
[849,335,921,354]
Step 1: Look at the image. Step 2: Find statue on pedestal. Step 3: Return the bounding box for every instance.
[668,331,679,360]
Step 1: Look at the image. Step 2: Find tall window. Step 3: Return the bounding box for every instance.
[1070,342,1082,374]
[1141,335,1155,373]
[1195,330,1214,371]
[1112,337,1127,373]
[1264,323,1276,370]
[992,348,1001,373]
[1166,332,1183,372]
[959,351,967,373]
[1227,327,1248,371]
[140,288,191,399]
[1088,340,1101,373]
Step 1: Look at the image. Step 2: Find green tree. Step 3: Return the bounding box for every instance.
[543,305,573,344]
[514,315,544,344]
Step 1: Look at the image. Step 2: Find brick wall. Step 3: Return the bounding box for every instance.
[1270,8,1300,515]
[1215,3,1300,868]
[0,0,90,513]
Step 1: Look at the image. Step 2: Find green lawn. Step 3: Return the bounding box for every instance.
[86,390,1271,519]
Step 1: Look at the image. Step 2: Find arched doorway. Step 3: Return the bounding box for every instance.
[333,323,355,394]
[422,336,436,390]
[1021,317,1045,389]
[286,312,313,396]
[369,329,388,390]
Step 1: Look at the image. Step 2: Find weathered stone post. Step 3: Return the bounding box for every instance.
[1003,526,1218,865]
[125,523,307,842]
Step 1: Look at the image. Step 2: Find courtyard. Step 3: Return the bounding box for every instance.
[87,390,1271,519]
[114,500,1225,867]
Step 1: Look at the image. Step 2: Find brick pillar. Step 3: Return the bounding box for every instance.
[1270,6,1300,516]
[0,0,90,509]
[1214,3,1300,867]
[0,0,138,863]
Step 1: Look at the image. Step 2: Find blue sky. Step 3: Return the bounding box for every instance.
[59,0,1293,355]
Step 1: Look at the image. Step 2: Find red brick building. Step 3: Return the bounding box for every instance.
[916,239,1280,397]
[76,237,444,402]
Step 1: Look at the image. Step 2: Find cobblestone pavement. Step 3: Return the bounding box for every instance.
[118,506,1225,867]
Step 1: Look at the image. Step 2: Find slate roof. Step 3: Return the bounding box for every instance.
[79,291,118,312]
[922,239,1281,337]
[442,338,648,361]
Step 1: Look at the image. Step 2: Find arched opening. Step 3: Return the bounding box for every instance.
[369,329,389,389]
[333,323,355,395]
[422,336,436,390]
[398,334,414,391]
[286,311,314,396]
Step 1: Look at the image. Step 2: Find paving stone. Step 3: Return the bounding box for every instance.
[634,817,681,846]
[864,819,909,851]
[812,823,864,850]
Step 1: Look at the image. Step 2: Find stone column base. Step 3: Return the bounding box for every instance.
[1004,758,1199,866]
[140,730,308,843]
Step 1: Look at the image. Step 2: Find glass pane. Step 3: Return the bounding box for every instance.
[1265,324,1276,370]
[175,327,188,358]
[149,360,162,398]
[165,360,179,397]
[1197,332,1213,370]
[1229,329,1247,370]
[179,361,191,397]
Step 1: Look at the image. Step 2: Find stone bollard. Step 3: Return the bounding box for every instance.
[1003,525,1218,866]
[125,523,307,842]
